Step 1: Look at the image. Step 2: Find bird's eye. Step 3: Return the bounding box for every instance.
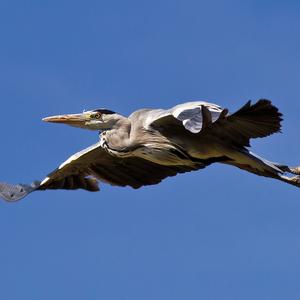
[90,113,101,119]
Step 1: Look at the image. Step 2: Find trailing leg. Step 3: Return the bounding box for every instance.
[222,149,300,188]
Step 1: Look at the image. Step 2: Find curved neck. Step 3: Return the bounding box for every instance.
[103,116,132,150]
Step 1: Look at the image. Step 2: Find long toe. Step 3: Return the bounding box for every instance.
[289,166,300,175]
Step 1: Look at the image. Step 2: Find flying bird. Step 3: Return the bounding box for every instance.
[0,99,299,202]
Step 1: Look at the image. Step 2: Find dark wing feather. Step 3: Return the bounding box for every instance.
[39,142,200,190]
[0,142,201,202]
[200,99,282,147]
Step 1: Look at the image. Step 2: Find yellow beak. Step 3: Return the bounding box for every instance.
[42,113,86,125]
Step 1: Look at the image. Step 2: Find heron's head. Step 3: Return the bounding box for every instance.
[42,108,121,130]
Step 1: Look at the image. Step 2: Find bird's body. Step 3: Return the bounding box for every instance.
[1,99,299,202]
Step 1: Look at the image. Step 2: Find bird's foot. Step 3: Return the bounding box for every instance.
[275,164,300,175]
[289,166,300,175]
[280,174,300,187]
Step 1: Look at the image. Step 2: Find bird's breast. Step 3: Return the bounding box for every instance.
[101,131,195,166]
[109,143,193,166]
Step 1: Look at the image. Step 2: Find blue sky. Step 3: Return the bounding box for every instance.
[1,0,300,299]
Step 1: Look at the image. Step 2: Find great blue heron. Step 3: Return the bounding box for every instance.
[0,99,299,202]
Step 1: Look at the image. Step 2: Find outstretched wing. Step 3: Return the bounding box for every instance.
[149,99,282,148]
[145,101,224,133]
[0,142,201,202]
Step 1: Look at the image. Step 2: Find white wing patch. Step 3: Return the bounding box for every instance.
[57,142,103,170]
[58,154,78,169]
[40,177,50,185]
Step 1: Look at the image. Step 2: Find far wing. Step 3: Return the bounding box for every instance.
[146,101,225,133]
[199,99,282,148]
[149,99,282,148]
[0,142,201,202]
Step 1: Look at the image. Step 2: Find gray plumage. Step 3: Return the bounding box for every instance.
[1,99,299,202]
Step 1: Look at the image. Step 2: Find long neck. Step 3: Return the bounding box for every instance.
[104,115,132,151]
